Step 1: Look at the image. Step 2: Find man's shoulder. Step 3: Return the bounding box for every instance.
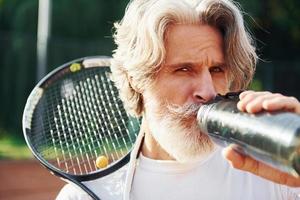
[56,164,128,200]
[56,183,92,200]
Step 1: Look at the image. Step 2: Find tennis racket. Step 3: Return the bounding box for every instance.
[22,56,141,199]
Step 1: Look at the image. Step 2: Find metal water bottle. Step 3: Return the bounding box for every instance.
[197,93,300,176]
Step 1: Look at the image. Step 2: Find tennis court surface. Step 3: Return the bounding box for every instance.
[0,160,65,200]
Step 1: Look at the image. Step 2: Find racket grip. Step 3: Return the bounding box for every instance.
[197,97,300,177]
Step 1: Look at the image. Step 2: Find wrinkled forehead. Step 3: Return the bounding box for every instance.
[162,24,225,67]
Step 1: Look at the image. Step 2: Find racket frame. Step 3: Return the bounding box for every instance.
[23,56,134,200]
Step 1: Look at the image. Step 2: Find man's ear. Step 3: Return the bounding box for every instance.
[128,75,142,93]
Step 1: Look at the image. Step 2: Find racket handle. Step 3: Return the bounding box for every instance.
[197,95,300,177]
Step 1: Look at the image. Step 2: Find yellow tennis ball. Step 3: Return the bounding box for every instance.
[70,63,81,72]
[96,155,109,169]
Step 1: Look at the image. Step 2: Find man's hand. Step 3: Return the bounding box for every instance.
[223,90,300,187]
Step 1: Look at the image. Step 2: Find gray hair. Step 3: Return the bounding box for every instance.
[111,0,257,117]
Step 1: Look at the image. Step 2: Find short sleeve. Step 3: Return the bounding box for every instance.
[55,183,93,200]
[288,187,300,199]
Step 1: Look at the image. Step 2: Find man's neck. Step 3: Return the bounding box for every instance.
[141,120,175,161]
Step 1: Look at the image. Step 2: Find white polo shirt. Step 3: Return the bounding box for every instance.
[56,132,300,200]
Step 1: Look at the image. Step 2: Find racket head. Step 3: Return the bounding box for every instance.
[22,56,140,182]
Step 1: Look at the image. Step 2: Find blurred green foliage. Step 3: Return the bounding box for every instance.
[0,0,299,159]
[0,128,32,159]
[238,0,300,60]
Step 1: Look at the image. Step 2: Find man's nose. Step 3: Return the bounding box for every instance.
[193,70,217,104]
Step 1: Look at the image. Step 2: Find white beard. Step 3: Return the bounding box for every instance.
[144,99,214,163]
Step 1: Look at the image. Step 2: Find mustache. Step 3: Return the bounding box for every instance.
[166,103,202,119]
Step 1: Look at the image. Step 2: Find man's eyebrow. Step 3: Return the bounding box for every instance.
[164,62,195,68]
[164,61,226,68]
[210,61,226,67]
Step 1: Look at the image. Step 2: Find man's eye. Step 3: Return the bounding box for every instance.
[177,67,189,72]
[175,66,191,72]
[210,66,224,73]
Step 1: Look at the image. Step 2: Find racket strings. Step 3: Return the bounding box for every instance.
[40,78,134,150]
[31,67,139,175]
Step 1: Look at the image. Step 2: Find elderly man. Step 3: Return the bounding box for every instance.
[56,0,300,199]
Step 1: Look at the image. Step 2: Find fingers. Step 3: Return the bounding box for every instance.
[237,90,300,114]
[261,96,300,112]
[237,91,273,113]
[223,146,300,187]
